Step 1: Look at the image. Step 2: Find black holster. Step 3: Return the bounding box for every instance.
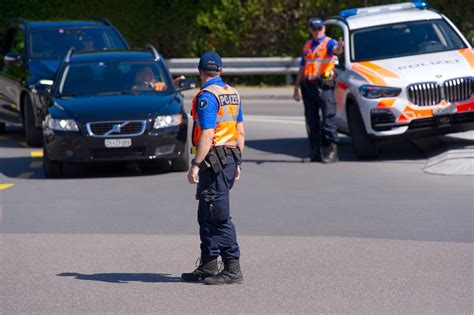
[229,147,242,165]
[204,148,223,173]
[202,146,241,173]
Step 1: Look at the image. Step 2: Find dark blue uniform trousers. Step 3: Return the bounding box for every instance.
[197,153,240,259]
[301,84,338,149]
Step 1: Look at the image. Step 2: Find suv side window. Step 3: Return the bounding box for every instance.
[325,24,345,68]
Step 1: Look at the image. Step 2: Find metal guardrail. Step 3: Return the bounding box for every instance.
[166,57,301,84]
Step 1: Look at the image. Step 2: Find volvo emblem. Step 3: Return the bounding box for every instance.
[111,124,121,133]
[435,74,443,78]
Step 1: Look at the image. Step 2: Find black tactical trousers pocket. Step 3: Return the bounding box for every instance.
[209,193,230,223]
[198,189,230,224]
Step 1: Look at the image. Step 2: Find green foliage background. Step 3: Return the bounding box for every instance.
[0,0,472,59]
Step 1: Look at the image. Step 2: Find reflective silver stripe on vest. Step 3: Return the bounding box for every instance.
[305,58,333,63]
[217,103,240,123]
[216,140,238,146]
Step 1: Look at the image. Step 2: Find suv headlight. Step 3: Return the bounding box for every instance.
[47,117,79,131]
[359,85,401,99]
[153,114,183,129]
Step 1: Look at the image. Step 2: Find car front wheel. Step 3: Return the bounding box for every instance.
[347,103,380,159]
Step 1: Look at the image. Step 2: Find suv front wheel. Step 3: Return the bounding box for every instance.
[347,102,380,159]
[24,95,43,147]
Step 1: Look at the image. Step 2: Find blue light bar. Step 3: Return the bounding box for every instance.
[339,8,358,18]
[339,2,427,19]
[412,1,428,9]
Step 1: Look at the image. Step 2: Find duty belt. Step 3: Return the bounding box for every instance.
[303,78,335,90]
[199,146,242,173]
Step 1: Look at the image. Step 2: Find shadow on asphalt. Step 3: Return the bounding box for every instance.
[57,272,183,283]
[441,134,474,149]
[0,128,33,149]
[245,135,426,163]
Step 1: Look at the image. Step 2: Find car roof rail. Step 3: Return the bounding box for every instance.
[64,47,75,63]
[146,44,160,61]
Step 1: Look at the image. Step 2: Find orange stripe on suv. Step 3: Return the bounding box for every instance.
[359,61,399,78]
[352,63,386,86]
[459,48,474,68]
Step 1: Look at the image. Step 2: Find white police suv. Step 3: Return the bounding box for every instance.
[324,1,473,158]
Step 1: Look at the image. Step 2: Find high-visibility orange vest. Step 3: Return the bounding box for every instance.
[303,37,335,80]
[191,84,241,148]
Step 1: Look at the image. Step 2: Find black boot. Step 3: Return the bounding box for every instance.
[203,258,243,285]
[321,143,338,163]
[181,256,219,282]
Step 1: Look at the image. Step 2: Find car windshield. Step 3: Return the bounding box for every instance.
[29,27,127,59]
[58,61,172,97]
[351,19,467,62]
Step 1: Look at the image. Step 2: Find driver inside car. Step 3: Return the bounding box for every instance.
[132,66,167,92]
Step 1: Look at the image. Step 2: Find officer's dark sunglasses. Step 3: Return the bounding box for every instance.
[311,26,323,31]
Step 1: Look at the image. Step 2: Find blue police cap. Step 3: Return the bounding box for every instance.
[198,51,222,72]
[309,17,324,30]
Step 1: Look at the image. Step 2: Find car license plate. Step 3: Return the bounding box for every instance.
[433,103,457,116]
[104,138,132,148]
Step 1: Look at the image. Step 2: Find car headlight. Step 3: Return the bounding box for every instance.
[47,118,79,131]
[359,85,401,99]
[153,114,183,129]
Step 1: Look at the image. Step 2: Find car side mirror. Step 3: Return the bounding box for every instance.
[35,79,54,94]
[4,51,22,65]
[176,78,196,92]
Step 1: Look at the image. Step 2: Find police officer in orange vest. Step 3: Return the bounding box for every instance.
[293,17,344,163]
[182,51,244,285]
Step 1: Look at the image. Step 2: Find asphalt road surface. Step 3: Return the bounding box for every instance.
[1,88,472,313]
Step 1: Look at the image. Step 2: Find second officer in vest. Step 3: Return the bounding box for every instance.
[293,17,344,163]
[182,51,245,285]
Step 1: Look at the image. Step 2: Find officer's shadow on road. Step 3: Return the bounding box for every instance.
[57,272,185,284]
